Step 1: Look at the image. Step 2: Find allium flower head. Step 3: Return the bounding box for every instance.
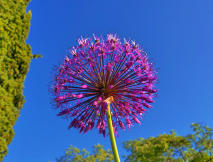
[52,34,157,136]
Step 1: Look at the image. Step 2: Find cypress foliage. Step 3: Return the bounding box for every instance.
[0,0,32,160]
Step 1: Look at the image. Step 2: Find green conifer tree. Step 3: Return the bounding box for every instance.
[0,0,33,160]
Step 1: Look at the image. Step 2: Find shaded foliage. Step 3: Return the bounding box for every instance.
[55,123,212,162]
[0,0,33,160]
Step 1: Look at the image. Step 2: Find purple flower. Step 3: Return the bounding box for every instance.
[52,34,157,136]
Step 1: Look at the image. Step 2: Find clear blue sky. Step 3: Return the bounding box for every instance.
[4,0,213,161]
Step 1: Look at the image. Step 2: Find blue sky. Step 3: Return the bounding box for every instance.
[4,0,213,161]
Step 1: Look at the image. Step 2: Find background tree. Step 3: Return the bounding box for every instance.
[0,0,36,160]
[124,123,213,162]
[185,123,213,161]
[55,123,212,162]
[56,144,113,162]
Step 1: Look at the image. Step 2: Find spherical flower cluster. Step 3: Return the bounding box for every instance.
[52,34,157,136]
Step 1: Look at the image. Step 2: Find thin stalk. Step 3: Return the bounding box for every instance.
[107,104,120,162]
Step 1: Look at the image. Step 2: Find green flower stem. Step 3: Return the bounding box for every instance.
[107,104,120,162]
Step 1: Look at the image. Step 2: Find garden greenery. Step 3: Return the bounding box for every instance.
[0,0,33,160]
[55,123,213,162]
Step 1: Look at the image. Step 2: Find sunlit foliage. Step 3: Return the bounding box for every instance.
[55,123,212,162]
[124,123,213,161]
[56,144,113,162]
[0,0,33,160]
